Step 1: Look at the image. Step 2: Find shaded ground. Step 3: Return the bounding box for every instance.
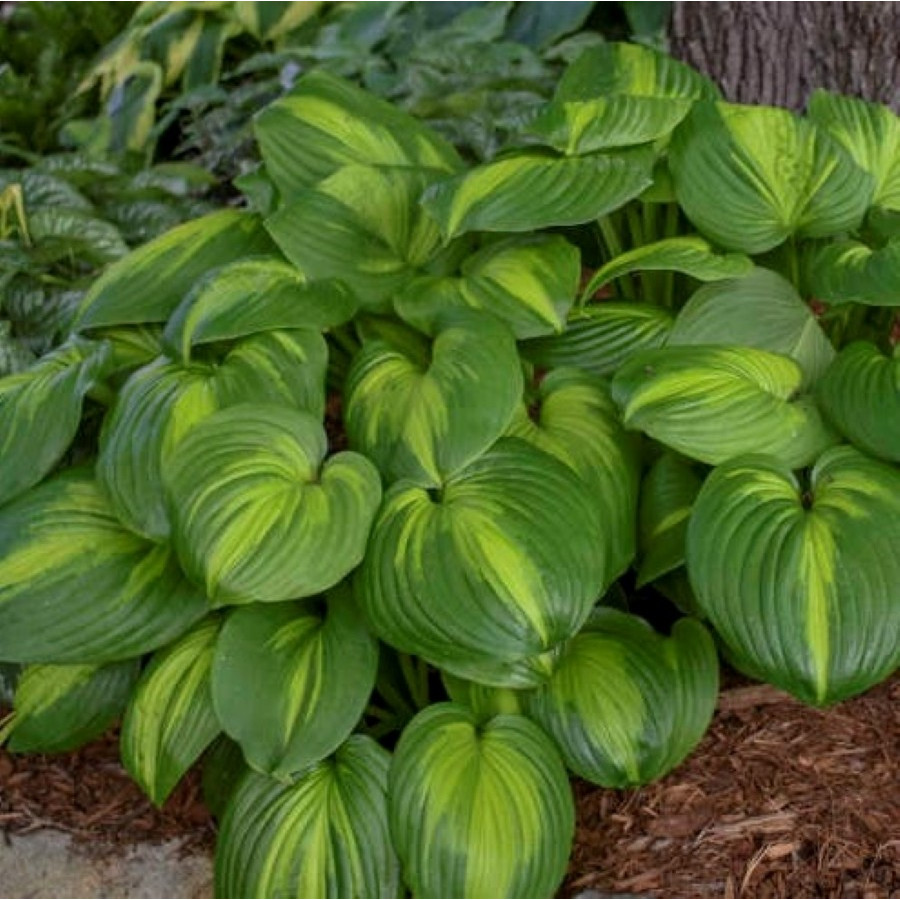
[0,674,897,899]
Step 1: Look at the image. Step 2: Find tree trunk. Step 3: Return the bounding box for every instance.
[671,2,900,111]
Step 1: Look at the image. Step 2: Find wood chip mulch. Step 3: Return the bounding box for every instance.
[0,674,897,898]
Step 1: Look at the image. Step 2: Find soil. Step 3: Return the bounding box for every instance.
[1,673,898,899]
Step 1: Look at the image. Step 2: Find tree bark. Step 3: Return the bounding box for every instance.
[671,2,900,111]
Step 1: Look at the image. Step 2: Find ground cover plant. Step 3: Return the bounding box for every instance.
[0,34,898,900]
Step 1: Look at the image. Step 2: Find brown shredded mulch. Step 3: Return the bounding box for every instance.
[0,675,898,897]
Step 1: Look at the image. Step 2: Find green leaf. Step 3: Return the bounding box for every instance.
[0,338,109,508]
[807,90,900,211]
[98,330,327,540]
[93,326,163,376]
[526,609,718,787]
[670,101,875,253]
[555,42,719,103]
[216,735,399,899]
[163,258,357,361]
[356,439,610,688]
[265,165,443,312]
[107,61,163,154]
[2,659,139,753]
[27,207,129,266]
[637,452,703,586]
[255,70,461,199]
[345,310,522,486]
[506,368,639,579]
[804,238,900,307]
[421,147,655,240]
[505,1,594,49]
[0,469,208,663]
[389,703,573,900]
[521,302,674,377]
[74,210,276,330]
[395,235,579,340]
[667,267,835,386]
[202,736,246,820]
[440,672,526,720]
[611,345,838,467]
[233,1,322,42]
[120,617,222,806]
[817,342,900,463]
[211,586,378,778]
[167,405,382,605]
[686,446,900,705]
[581,236,753,303]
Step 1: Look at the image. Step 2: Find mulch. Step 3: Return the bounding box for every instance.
[1,673,898,898]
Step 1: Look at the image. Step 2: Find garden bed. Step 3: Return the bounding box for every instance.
[2,672,897,899]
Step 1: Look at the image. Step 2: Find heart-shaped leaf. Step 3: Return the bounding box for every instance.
[687,446,900,704]
[670,101,874,253]
[98,330,327,541]
[74,210,275,329]
[389,704,574,900]
[167,405,382,605]
[121,616,222,806]
[395,235,579,340]
[345,310,522,486]
[612,345,838,467]
[804,238,900,307]
[421,148,654,240]
[216,736,399,899]
[816,342,900,463]
[0,469,208,663]
[667,267,835,386]
[0,337,109,507]
[356,439,609,687]
[526,609,718,787]
[211,586,378,778]
[163,258,357,362]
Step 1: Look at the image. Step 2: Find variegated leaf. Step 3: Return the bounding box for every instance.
[687,446,900,704]
[526,608,718,787]
[216,736,399,899]
[804,238,900,307]
[211,585,377,777]
[121,617,222,806]
[611,346,838,467]
[389,703,573,899]
[167,405,382,605]
[0,469,208,663]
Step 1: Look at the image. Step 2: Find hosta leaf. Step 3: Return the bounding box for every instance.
[581,236,753,302]
[265,165,443,312]
[817,342,900,463]
[167,405,381,605]
[255,70,461,199]
[0,337,109,507]
[440,672,526,720]
[637,453,704,586]
[506,368,639,579]
[611,345,838,467]
[121,617,222,806]
[526,609,718,787]
[345,310,522,486]
[74,210,275,329]
[686,446,900,705]
[670,101,874,253]
[1,659,139,754]
[98,330,327,540]
[107,60,163,155]
[667,267,835,386]
[804,238,900,307]
[555,42,719,104]
[93,326,163,376]
[807,90,900,211]
[0,469,208,663]
[521,302,674,377]
[356,439,609,688]
[528,95,694,155]
[163,258,357,361]
[234,1,321,41]
[211,586,378,778]
[395,235,579,340]
[421,148,655,240]
[216,736,399,899]
[389,703,573,900]
[202,736,246,820]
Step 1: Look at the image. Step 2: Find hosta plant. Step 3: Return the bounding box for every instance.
[1,41,898,900]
